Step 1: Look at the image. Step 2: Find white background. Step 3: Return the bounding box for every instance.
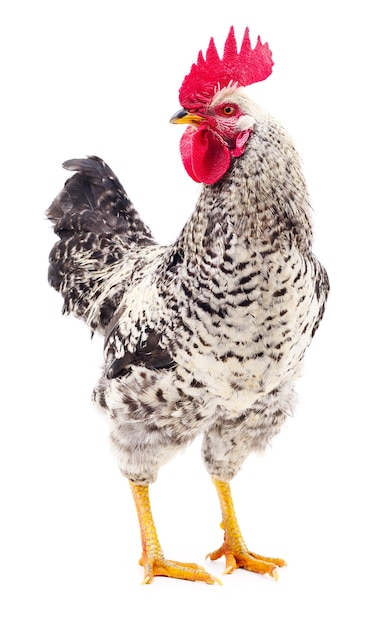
[1,1,381,624]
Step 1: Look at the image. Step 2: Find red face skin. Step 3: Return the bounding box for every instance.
[173,102,252,185]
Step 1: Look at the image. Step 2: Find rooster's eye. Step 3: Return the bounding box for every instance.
[222,105,235,116]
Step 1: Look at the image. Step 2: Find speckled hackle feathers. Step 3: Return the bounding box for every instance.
[46,26,329,584]
[179,26,273,110]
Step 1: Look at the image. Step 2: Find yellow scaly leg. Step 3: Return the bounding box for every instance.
[207,477,287,579]
[129,481,220,585]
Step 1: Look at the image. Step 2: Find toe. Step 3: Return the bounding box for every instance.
[142,557,221,584]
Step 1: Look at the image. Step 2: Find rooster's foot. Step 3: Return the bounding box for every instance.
[207,544,286,579]
[210,477,287,579]
[129,481,220,584]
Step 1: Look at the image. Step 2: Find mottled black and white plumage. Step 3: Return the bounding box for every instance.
[47,90,328,488]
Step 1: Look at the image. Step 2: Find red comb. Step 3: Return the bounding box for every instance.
[179,26,273,111]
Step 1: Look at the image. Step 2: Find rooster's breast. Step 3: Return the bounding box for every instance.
[169,247,320,414]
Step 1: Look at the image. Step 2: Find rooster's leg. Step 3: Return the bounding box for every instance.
[208,477,287,579]
[129,481,220,584]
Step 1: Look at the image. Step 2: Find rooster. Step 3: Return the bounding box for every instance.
[47,26,329,585]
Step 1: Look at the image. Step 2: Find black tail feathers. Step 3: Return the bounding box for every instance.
[46,156,155,330]
[47,156,155,245]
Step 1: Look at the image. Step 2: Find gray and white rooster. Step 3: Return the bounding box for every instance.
[47,27,329,585]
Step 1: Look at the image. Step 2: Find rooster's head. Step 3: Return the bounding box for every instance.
[171,27,273,185]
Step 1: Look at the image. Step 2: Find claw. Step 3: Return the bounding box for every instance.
[222,553,237,575]
[270,567,279,582]
[142,574,153,585]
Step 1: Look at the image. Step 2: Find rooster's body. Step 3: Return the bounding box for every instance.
[47,28,328,584]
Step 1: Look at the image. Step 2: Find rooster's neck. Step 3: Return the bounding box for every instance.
[180,116,313,267]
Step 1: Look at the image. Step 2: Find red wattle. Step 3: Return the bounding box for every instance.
[180,127,231,185]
